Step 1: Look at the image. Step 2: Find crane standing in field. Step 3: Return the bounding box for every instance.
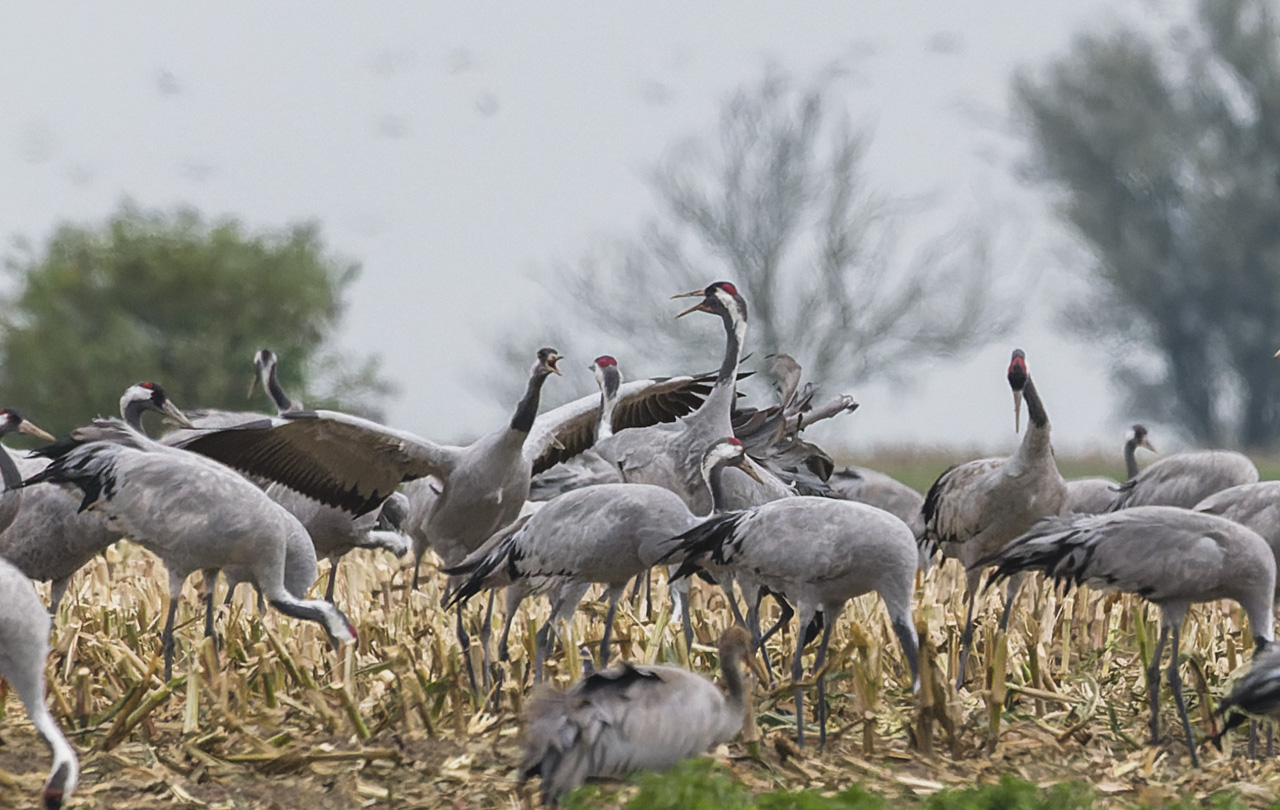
[665,496,920,747]
[920,349,1068,687]
[27,383,356,680]
[445,438,762,680]
[520,625,763,805]
[0,557,78,809]
[1109,425,1257,511]
[979,506,1275,768]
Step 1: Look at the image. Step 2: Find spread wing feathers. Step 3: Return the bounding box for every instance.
[525,373,724,474]
[520,663,728,804]
[528,452,625,501]
[173,410,459,516]
[1111,451,1260,510]
[920,458,1002,556]
[977,508,1232,600]
[23,441,124,513]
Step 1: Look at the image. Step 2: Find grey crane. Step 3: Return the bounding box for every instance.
[1063,425,1158,514]
[1,387,191,614]
[1109,428,1256,511]
[520,625,762,806]
[444,438,761,680]
[978,506,1276,768]
[920,349,1068,687]
[528,355,629,501]
[26,383,355,681]
[593,282,795,514]
[1194,481,1280,601]
[0,409,56,534]
[665,497,921,747]
[0,557,78,809]
[1209,647,1280,754]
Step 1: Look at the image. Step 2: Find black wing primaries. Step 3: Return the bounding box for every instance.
[177,415,395,517]
[919,463,961,556]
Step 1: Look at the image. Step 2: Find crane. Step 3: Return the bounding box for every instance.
[920,349,1068,687]
[664,498,921,747]
[1063,425,1157,514]
[26,383,356,680]
[979,506,1275,768]
[0,557,78,809]
[520,625,762,805]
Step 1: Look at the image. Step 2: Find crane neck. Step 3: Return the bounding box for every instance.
[121,400,151,435]
[1016,378,1053,459]
[596,366,621,441]
[695,306,748,431]
[1123,437,1140,479]
[701,460,733,516]
[0,445,19,491]
[509,370,552,435]
[264,362,298,414]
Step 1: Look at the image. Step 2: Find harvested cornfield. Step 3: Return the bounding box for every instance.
[3,518,1280,809]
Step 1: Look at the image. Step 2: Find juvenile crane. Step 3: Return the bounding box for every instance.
[26,383,356,680]
[665,498,921,747]
[920,349,1067,686]
[979,506,1276,768]
[445,438,762,679]
[520,625,762,805]
[0,557,78,809]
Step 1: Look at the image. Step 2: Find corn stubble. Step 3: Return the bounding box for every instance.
[1,538,1279,808]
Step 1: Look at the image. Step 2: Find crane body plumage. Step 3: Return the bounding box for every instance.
[1111,449,1258,510]
[520,626,756,805]
[979,505,1275,767]
[0,556,79,808]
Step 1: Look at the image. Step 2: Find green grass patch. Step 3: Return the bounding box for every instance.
[561,759,1269,810]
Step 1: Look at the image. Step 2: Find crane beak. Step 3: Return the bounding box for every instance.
[1141,438,1157,453]
[736,456,766,484]
[1012,388,1023,433]
[17,420,55,443]
[672,290,710,319]
[547,354,563,376]
[162,400,196,429]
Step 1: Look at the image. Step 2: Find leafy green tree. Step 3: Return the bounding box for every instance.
[0,203,394,436]
[1015,0,1280,446]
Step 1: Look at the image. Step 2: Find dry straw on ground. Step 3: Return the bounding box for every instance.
[2,539,1280,809]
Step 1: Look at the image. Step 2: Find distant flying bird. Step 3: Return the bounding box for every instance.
[979,506,1276,768]
[26,383,356,680]
[920,349,1067,687]
[520,625,762,805]
[0,557,78,809]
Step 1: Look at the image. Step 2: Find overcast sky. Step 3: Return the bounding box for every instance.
[1,2,1192,456]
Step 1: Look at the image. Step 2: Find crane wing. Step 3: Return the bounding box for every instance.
[525,374,717,474]
[174,410,460,516]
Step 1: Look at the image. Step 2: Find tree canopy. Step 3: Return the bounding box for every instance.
[1016,0,1280,447]
[0,204,394,436]
[498,66,1015,402]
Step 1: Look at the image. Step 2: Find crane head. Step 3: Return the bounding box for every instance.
[1007,349,1028,433]
[701,437,763,482]
[1126,424,1157,454]
[671,281,746,321]
[535,348,562,377]
[590,356,622,398]
[0,409,55,442]
[248,348,278,398]
[122,382,196,429]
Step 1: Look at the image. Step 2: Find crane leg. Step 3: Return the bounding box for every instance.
[534,622,554,683]
[955,589,978,689]
[750,590,787,686]
[1268,721,1274,757]
[456,605,480,698]
[498,584,529,663]
[479,589,496,694]
[998,573,1024,633]
[1166,624,1200,768]
[599,585,625,670]
[792,606,817,747]
[644,569,653,621]
[324,562,339,603]
[1147,624,1169,745]
[891,615,921,692]
[1249,719,1258,759]
[813,617,836,750]
[162,597,179,682]
[49,576,71,618]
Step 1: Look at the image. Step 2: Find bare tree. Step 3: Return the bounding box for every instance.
[496,65,1015,403]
